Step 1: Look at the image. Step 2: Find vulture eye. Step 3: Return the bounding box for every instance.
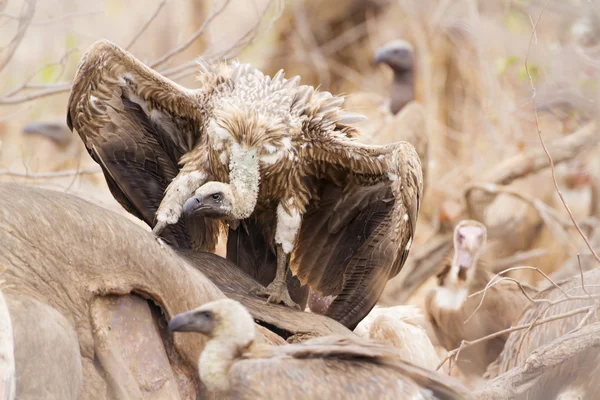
[211,193,222,201]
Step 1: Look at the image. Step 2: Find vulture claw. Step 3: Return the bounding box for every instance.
[251,281,301,310]
[152,220,167,236]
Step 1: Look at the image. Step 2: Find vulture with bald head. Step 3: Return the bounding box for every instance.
[168,298,470,399]
[425,220,536,377]
[67,40,423,329]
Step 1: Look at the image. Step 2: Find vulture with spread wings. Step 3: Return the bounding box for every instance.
[67,40,423,329]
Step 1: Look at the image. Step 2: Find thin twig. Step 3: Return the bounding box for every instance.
[0,82,72,105]
[0,0,36,74]
[525,0,600,265]
[2,49,77,99]
[465,276,546,324]
[125,0,168,50]
[31,10,103,26]
[151,0,231,69]
[0,168,101,178]
[437,304,594,372]
[578,254,594,299]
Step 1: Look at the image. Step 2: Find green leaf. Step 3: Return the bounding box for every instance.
[66,34,78,50]
[38,63,60,84]
[517,64,539,81]
[495,55,520,75]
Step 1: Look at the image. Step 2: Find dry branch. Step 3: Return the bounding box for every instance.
[523,2,600,266]
[0,0,284,106]
[125,0,167,51]
[475,322,600,399]
[481,122,598,186]
[0,0,35,74]
[437,264,599,374]
[150,0,231,69]
[0,167,101,179]
[489,248,548,272]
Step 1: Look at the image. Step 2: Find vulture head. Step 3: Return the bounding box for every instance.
[374,40,414,73]
[168,299,255,392]
[446,220,487,287]
[168,298,255,342]
[183,182,236,219]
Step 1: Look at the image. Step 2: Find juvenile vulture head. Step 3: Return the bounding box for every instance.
[444,219,487,288]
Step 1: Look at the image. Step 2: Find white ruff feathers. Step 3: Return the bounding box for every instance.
[275,203,301,253]
[433,287,468,311]
[228,142,260,219]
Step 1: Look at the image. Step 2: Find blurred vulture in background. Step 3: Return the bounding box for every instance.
[20,121,82,172]
[344,40,429,189]
[67,40,423,329]
[425,220,536,377]
[168,299,471,399]
[353,305,442,371]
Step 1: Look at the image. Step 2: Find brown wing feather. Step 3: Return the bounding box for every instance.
[235,335,470,399]
[293,141,422,329]
[67,39,219,250]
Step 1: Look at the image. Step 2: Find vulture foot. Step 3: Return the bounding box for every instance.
[252,281,301,310]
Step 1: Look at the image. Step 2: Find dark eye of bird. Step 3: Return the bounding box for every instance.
[211,193,222,201]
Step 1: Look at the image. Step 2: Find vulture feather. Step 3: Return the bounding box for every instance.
[67,40,423,329]
[425,220,536,377]
[168,298,471,399]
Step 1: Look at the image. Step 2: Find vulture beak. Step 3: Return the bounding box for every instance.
[374,48,388,64]
[168,310,211,333]
[182,194,205,217]
[457,235,479,270]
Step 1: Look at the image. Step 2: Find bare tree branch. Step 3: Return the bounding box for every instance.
[437,304,594,373]
[0,0,36,74]
[524,1,600,265]
[489,248,548,272]
[125,0,167,51]
[150,0,231,69]
[475,322,600,399]
[0,168,101,179]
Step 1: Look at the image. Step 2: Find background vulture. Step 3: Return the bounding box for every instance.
[425,220,536,378]
[67,40,423,329]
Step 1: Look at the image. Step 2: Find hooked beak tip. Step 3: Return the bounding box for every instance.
[182,194,204,217]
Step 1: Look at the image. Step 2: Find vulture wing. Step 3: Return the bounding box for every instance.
[235,335,469,399]
[294,137,423,329]
[67,40,219,250]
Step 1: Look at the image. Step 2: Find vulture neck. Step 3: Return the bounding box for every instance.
[390,69,414,115]
[199,307,256,392]
[200,340,246,392]
[228,143,260,220]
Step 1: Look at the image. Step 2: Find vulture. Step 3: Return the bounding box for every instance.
[425,220,536,377]
[67,40,423,328]
[168,298,471,399]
